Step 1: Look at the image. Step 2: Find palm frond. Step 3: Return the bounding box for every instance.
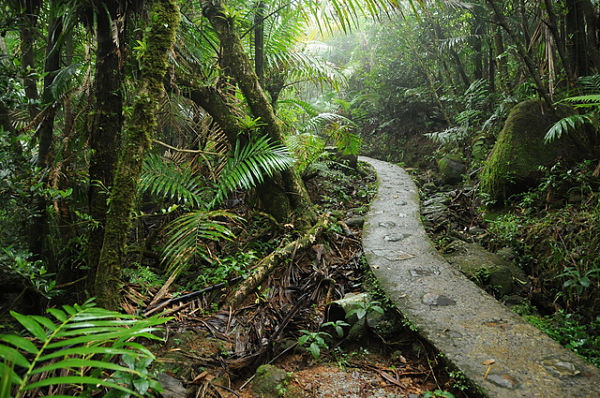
[139,154,205,208]
[213,135,295,205]
[544,114,596,143]
[578,74,600,93]
[561,94,600,108]
[301,112,357,134]
[0,299,168,396]
[278,98,320,117]
[161,209,240,272]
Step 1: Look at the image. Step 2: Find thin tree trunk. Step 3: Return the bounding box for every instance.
[493,18,507,89]
[544,0,574,85]
[19,0,41,120]
[486,0,553,108]
[566,0,589,77]
[95,0,179,309]
[254,1,265,85]
[87,1,124,293]
[30,1,62,270]
[204,1,317,227]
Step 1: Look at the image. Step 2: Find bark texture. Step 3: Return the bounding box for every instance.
[87,1,124,292]
[95,0,179,309]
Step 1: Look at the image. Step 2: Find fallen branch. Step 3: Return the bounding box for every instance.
[227,216,329,307]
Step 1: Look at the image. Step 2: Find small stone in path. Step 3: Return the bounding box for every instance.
[384,233,410,242]
[378,221,397,228]
[422,293,456,306]
[486,373,518,389]
[541,358,581,377]
[345,216,365,227]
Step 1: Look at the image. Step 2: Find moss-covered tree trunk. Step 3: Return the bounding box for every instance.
[86,1,124,292]
[95,0,179,309]
[203,2,317,227]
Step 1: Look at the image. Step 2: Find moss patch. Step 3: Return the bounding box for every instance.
[480,100,575,204]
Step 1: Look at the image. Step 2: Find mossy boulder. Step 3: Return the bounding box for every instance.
[443,240,527,297]
[479,100,579,203]
[252,365,292,398]
[437,155,466,184]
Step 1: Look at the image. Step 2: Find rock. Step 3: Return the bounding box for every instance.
[437,155,466,184]
[443,240,526,296]
[480,99,588,204]
[252,365,291,398]
[158,373,187,398]
[345,216,365,227]
[422,181,436,192]
[496,247,517,263]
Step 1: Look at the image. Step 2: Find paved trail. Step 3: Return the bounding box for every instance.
[360,156,600,398]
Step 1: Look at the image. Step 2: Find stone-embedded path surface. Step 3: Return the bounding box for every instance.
[360,156,600,398]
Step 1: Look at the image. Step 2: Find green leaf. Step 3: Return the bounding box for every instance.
[39,346,145,362]
[23,376,140,396]
[134,378,150,394]
[11,311,48,342]
[0,361,22,385]
[0,344,31,368]
[0,334,38,354]
[309,342,320,359]
[30,358,142,376]
[47,308,67,322]
[298,335,310,346]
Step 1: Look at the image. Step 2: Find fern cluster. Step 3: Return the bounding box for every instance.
[0,299,168,397]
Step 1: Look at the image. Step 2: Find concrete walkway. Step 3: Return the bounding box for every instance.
[360,156,600,398]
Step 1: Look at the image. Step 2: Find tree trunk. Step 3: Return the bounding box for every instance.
[87,1,124,292]
[492,19,507,89]
[486,0,553,108]
[19,0,41,120]
[95,0,179,309]
[544,0,575,86]
[254,1,265,85]
[30,1,62,270]
[203,2,317,228]
[566,0,589,77]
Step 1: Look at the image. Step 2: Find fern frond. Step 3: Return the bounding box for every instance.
[0,299,168,397]
[139,154,205,208]
[278,98,321,117]
[544,114,595,143]
[578,74,600,93]
[213,135,295,205]
[561,94,600,108]
[161,209,240,272]
[301,112,357,134]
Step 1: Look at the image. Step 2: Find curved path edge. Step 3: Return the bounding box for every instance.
[359,156,600,398]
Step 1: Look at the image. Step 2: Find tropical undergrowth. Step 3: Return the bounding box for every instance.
[481,160,600,366]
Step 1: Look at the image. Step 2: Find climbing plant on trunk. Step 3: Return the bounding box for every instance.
[95,0,179,309]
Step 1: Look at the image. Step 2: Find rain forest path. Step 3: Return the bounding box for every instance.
[359,156,600,398]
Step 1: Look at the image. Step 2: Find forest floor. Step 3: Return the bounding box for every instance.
[124,159,471,398]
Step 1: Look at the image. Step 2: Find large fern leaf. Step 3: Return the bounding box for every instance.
[0,299,168,397]
[213,135,295,206]
[161,209,240,272]
[139,154,205,208]
[544,114,596,143]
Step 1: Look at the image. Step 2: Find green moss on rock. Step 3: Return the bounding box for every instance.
[252,365,291,398]
[480,100,574,204]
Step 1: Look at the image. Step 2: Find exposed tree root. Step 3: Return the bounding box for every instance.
[227,216,329,307]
